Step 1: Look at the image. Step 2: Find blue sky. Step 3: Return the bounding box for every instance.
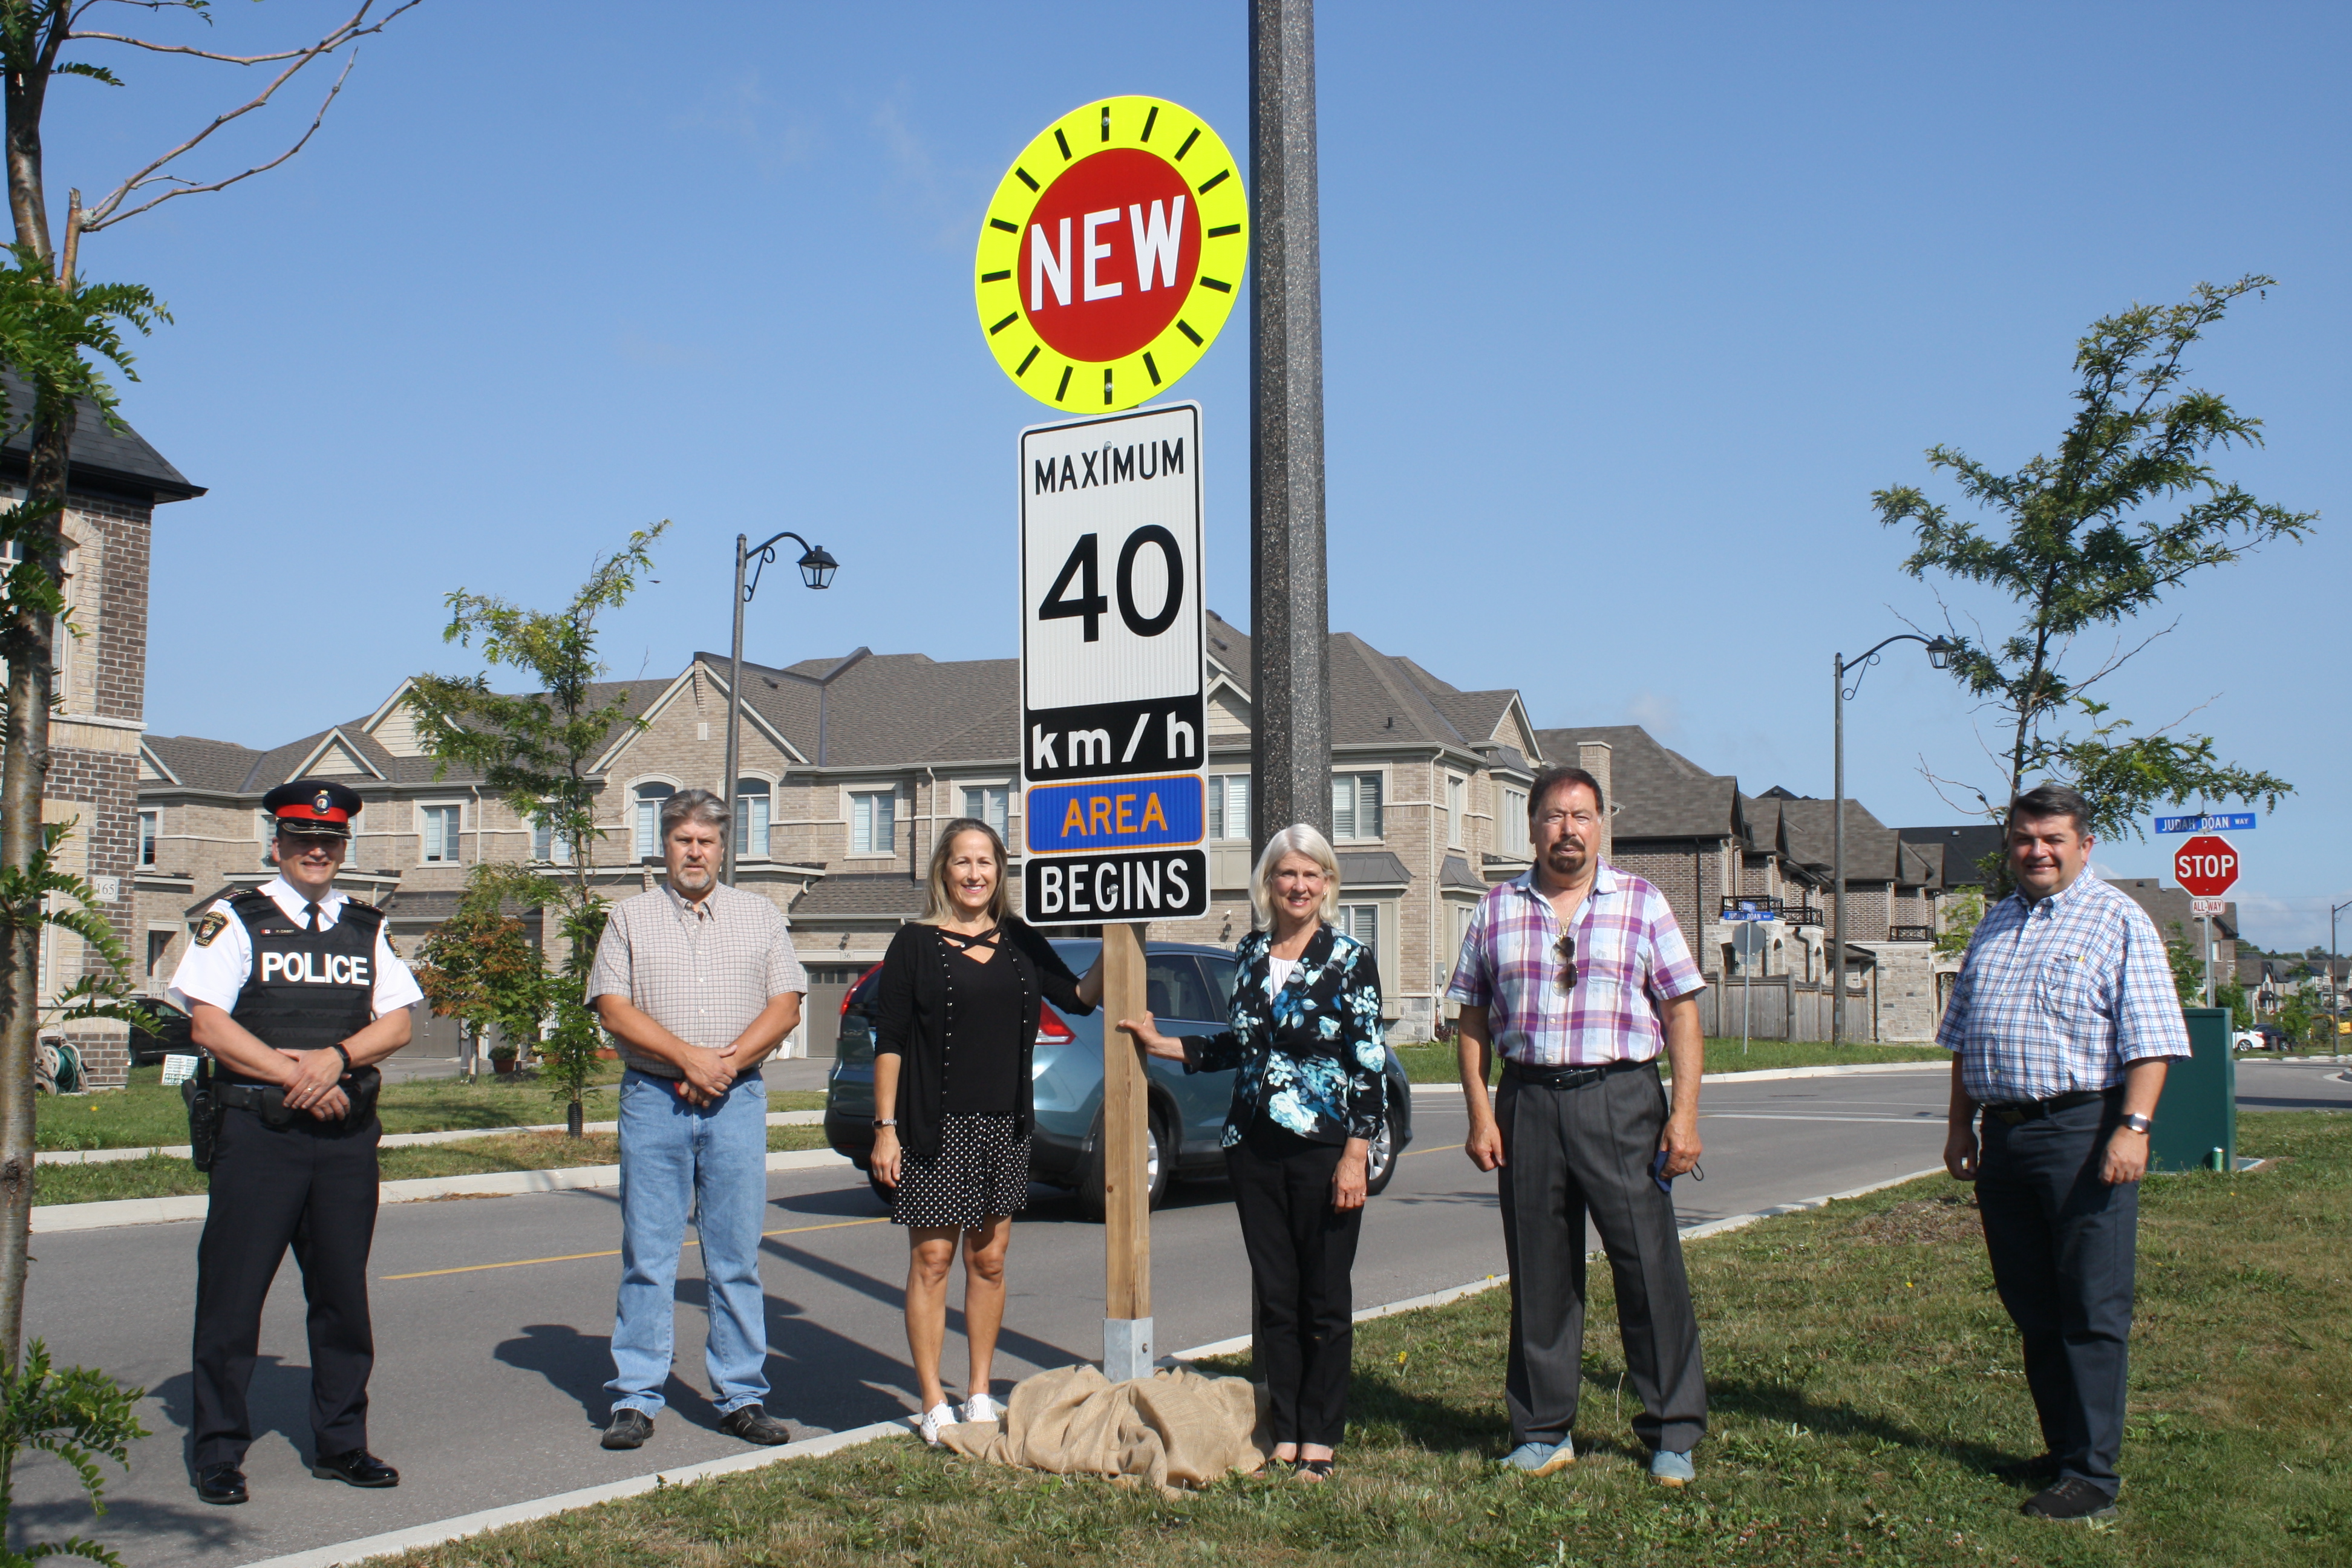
[60,2,2349,949]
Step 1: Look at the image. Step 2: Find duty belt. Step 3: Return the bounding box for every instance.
[1982,1086,2118,1126]
[1500,1057,1653,1091]
[214,1068,381,1128]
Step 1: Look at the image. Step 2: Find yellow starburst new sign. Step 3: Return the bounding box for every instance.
[975,96,1247,412]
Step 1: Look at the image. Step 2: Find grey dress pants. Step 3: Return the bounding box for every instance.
[1495,1062,1707,1454]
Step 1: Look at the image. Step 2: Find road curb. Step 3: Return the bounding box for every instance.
[36,1110,827,1167]
[28,1148,850,1233]
[238,1160,1952,1568]
[232,1418,912,1568]
[1406,1059,1949,1096]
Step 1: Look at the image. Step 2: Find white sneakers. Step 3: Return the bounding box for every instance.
[962,1391,1004,1425]
[916,1402,957,1445]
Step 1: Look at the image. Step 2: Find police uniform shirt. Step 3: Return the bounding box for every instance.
[169,876,424,1021]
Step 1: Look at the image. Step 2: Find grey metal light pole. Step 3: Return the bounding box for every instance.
[1249,0,1332,851]
[724,531,838,885]
[2329,900,2348,1045]
[1832,633,1954,1046]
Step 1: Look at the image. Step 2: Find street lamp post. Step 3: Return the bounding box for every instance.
[724,531,838,886]
[2331,897,2352,1051]
[1831,633,1955,1046]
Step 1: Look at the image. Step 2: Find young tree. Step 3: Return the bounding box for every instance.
[407,526,667,1135]
[0,0,417,1371]
[1874,277,2314,845]
[413,867,548,1082]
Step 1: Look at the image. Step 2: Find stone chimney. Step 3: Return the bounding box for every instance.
[1576,741,1614,864]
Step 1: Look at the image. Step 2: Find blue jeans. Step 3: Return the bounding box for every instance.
[607,1069,770,1417]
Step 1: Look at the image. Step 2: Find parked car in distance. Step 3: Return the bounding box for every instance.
[825,938,1415,1220]
[2233,1024,2288,1052]
[127,996,195,1067]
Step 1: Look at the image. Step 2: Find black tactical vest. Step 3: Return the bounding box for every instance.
[226,889,384,1069]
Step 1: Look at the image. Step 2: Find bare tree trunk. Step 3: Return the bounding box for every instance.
[0,400,72,1371]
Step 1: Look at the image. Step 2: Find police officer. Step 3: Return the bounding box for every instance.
[166,780,421,1505]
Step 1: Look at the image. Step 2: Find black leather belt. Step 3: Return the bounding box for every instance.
[1982,1086,2117,1126]
[1501,1057,1653,1091]
[214,1069,380,1126]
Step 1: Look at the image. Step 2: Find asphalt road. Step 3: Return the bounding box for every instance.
[15,1059,2346,1567]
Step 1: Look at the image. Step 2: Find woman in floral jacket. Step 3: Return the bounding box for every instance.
[1122,823,1385,1480]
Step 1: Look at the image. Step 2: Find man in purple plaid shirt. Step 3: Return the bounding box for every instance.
[1448,765,1709,1485]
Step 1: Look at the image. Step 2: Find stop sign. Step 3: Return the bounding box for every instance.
[2174,834,2240,897]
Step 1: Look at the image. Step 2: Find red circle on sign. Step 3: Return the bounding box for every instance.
[1015,148,1200,361]
[2173,834,2239,897]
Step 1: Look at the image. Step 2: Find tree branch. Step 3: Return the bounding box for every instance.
[74,0,420,233]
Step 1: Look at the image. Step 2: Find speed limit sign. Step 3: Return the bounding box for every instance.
[1019,401,1207,923]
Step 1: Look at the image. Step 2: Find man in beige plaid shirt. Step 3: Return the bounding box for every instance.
[587,788,805,1451]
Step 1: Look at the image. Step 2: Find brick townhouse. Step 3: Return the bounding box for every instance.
[4,384,203,1085]
[135,610,1547,1051]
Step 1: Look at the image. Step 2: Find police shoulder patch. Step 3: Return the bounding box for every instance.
[192,911,229,947]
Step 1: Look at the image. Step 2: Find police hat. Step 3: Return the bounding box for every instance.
[263,779,363,839]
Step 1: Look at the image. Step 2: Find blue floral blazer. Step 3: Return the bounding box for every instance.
[1178,923,1387,1148]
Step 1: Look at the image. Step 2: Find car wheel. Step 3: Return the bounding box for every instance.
[1081,1108,1170,1223]
[1364,1105,1401,1196]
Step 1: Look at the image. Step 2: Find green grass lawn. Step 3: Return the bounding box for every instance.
[36,1063,828,1151]
[31,1123,834,1206]
[363,1110,2350,1568]
[1393,1037,1950,1085]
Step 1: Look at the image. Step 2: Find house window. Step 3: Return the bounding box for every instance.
[633,782,675,860]
[1207,774,1252,841]
[851,789,896,854]
[961,785,1010,838]
[1445,775,1465,848]
[1500,788,1529,857]
[138,809,160,867]
[145,930,174,978]
[1337,902,1380,953]
[736,778,773,860]
[1330,773,1382,842]
[531,815,575,866]
[421,804,463,863]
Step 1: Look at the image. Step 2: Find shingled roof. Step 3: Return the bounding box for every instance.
[0,373,203,503]
[1534,725,1745,841]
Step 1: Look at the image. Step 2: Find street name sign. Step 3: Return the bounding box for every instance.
[2156,812,2257,834]
[1019,402,1207,923]
[2173,834,2240,898]
[975,97,1248,413]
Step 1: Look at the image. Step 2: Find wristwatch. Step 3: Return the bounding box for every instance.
[331,1043,353,1073]
[872,1117,898,1130]
[2121,1112,2153,1135]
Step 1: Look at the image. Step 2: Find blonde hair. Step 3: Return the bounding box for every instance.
[920,818,1013,926]
[1250,822,1342,926]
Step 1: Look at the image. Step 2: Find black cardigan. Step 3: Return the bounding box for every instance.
[872,917,1091,1160]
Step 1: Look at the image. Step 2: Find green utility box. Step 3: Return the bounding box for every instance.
[2150,1007,2233,1174]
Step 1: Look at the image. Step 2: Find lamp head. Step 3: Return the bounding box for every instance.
[797,543,838,590]
[1925,637,1956,670]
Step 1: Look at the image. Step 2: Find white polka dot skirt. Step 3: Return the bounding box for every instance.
[892,1115,1031,1229]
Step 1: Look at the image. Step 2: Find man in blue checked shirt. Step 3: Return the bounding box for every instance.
[1938,783,2189,1524]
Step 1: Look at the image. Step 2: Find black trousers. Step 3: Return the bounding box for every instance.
[191,1105,382,1467]
[1495,1064,1707,1453]
[1976,1094,2137,1499]
[1225,1120,1362,1449]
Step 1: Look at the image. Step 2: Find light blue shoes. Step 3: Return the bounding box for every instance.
[1500,1437,1576,1475]
[1649,1448,1695,1487]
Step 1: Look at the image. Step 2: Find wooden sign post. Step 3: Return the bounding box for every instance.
[1099,921,1153,1380]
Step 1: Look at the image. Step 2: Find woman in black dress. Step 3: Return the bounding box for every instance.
[872,818,1101,1443]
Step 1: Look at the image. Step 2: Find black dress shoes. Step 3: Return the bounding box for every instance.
[195,1463,248,1505]
[2021,1477,2118,1521]
[312,1449,400,1488]
[718,1406,793,1446]
[602,1408,654,1450]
